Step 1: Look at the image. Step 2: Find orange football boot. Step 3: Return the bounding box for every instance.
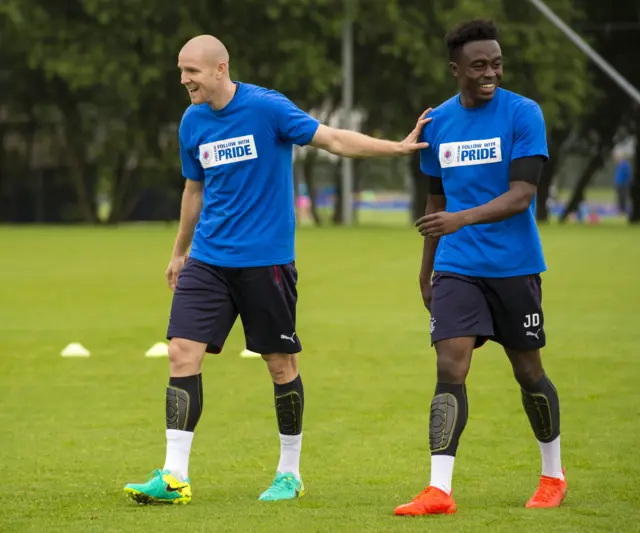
[394,486,457,516]
[526,469,567,508]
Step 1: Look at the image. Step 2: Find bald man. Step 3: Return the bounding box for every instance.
[124,34,431,505]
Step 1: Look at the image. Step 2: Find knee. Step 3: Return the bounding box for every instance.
[437,357,469,383]
[436,348,471,384]
[435,338,474,383]
[513,367,543,391]
[509,351,544,390]
[263,353,298,384]
[168,338,204,376]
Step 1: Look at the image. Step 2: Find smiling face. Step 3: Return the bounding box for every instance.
[450,40,503,107]
[177,37,229,106]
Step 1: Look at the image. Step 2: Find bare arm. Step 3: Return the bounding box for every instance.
[310,125,405,157]
[309,109,431,158]
[416,156,544,237]
[172,179,204,257]
[458,156,544,225]
[420,192,447,281]
[459,180,536,226]
[417,177,446,311]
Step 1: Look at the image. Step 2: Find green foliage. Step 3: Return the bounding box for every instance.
[350,0,590,136]
[563,0,640,221]
[1,0,594,222]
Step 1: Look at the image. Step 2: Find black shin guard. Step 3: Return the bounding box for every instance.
[521,374,560,443]
[430,383,468,456]
[274,375,304,435]
[166,374,203,432]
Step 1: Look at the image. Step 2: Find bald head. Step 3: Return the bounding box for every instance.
[180,35,229,67]
[178,35,236,108]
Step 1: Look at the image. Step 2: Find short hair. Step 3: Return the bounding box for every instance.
[445,19,499,61]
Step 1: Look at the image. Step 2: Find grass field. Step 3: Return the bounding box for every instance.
[2,221,639,532]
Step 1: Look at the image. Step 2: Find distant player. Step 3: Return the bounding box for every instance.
[124,35,430,505]
[394,20,566,516]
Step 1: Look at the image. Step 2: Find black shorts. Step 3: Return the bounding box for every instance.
[430,271,545,351]
[167,257,301,355]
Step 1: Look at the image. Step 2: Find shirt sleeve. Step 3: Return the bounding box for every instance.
[509,155,545,185]
[268,91,320,147]
[511,101,549,162]
[419,126,442,178]
[179,116,205,181]
[429,176,445,195]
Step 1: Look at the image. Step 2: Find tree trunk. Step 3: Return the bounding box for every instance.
[536,127,571,222]
[332,159,343,225]
[65,145,96,223]
[60,116,96,223]
[302,149,322,226]
[0,120,4,194]
[352,158,362,224]
[629,113,640,223]
[536,155,558,222]
[120,187,143,223]
[559,150,605,222]
[331,159,361,225]
[20,116,40,222]
[107,154,135,224]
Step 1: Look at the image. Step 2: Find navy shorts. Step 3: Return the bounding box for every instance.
[167,257,301,355]
[430,271,546,351]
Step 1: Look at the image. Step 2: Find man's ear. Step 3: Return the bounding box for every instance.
[216,61,228,79]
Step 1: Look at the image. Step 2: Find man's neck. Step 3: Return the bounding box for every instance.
[209,79,237,111]
[459,90,491,109]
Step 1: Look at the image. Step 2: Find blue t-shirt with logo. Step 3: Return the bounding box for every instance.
[420,88,549,277]
[179,82,320,267]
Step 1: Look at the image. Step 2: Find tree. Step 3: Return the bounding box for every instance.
[1,0,343,223]
[568,0,640,223]
[0,0,592,226]
[345,0,589,222]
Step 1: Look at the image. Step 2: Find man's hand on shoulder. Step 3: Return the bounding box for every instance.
[398,108,433,155]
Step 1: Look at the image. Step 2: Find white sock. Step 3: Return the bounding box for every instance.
[277,433,302,479]
[429,455,455,494]
[163,429,194,481]
[538,435,563,480]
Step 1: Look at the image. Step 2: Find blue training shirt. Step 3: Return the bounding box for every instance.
[420,88,549,277]
[179,82,320,267]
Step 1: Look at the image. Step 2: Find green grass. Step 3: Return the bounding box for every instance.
[2,222,639,532]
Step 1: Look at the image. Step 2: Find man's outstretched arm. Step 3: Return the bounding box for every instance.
[309,109,431,158]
